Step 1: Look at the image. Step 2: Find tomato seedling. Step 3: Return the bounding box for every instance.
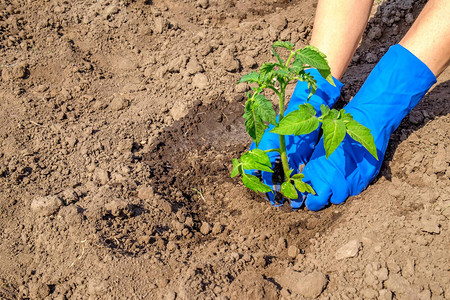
[231,41,378,200]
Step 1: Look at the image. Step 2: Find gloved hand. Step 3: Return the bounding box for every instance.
[248,69,343,207]
[303,44,437,211]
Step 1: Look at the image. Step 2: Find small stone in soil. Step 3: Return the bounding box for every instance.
[335,240,361,260]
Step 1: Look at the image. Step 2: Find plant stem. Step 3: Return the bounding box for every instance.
[264,148,281,153]
[285,50,296,67]
[277,89,291,182]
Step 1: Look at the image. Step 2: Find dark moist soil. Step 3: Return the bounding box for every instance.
[144,97,248,215]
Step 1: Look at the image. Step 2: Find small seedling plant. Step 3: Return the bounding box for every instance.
[231,41,378,200]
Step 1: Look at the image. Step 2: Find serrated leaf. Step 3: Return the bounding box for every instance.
[297,72,317,99]
[238,71,259,84]
[289,65,304,76]
[260,63,276,75]
[281,181,298,199]
[243,100,268,146]
[345,120,378,160]
[295,46,335,86]
[295,48,329,70]
[272,68,291,79]
[320,104,330,116]
[240,149,273,173]
[322,108,339,121]
[271,104,319,136]
[322,118,346,158]
[339,112,354,124]
[271,48,284,65]
[303,103,317,115]
[272,41,294,51]
[242,174,272,193]
[253,94,277,125]
[304,45,326,58]
[292,177,315,194]
[231,158,240,178]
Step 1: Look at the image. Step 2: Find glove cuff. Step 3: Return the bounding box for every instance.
[287,69,344,115]
[346,44,436,138]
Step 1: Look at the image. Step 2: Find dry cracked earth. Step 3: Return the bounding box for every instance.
[0,0,449,299]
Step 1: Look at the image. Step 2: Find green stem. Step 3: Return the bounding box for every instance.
[285,51,296,67]
[264,148,281,153]
[277,89,291,182]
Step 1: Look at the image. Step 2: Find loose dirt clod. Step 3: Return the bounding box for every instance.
[281,270,328,298]
[30,195,63,217]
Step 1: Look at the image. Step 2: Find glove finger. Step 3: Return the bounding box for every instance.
[329,178,349,205]
[305,185,332,211]
[265,190,276,205]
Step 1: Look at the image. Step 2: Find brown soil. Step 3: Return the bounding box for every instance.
[0,0,449,299]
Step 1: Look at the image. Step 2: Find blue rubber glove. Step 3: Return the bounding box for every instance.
[303,44,437,211]
[248,69,343,207]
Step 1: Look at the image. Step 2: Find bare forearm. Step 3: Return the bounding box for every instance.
[310,0,374,79]
[400,0,450,76]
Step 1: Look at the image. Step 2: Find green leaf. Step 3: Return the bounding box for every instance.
[281,181,298,199]
[304,45,327,58]
[339,111,354,124]
[272,68,291,79]
[295,46,329,69]
[320,104,330,116]
[322,108,339,121]
[345,120,378,160]
[243,100,268,146]
[254,94,276,125]
[295,46,335,86]
[271,104,319,136]
[242,174,272,193]
[297,72,318,99]
[318,69,334,86]
[231,158,240,178]
[272,41,294,51]
[238,71,259,84]
[291,173,304,180]
[260,63,276,75]
[289,65,304,76]
[292,177,315,194]
[322,117,346,158]
[240,149,273,173]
